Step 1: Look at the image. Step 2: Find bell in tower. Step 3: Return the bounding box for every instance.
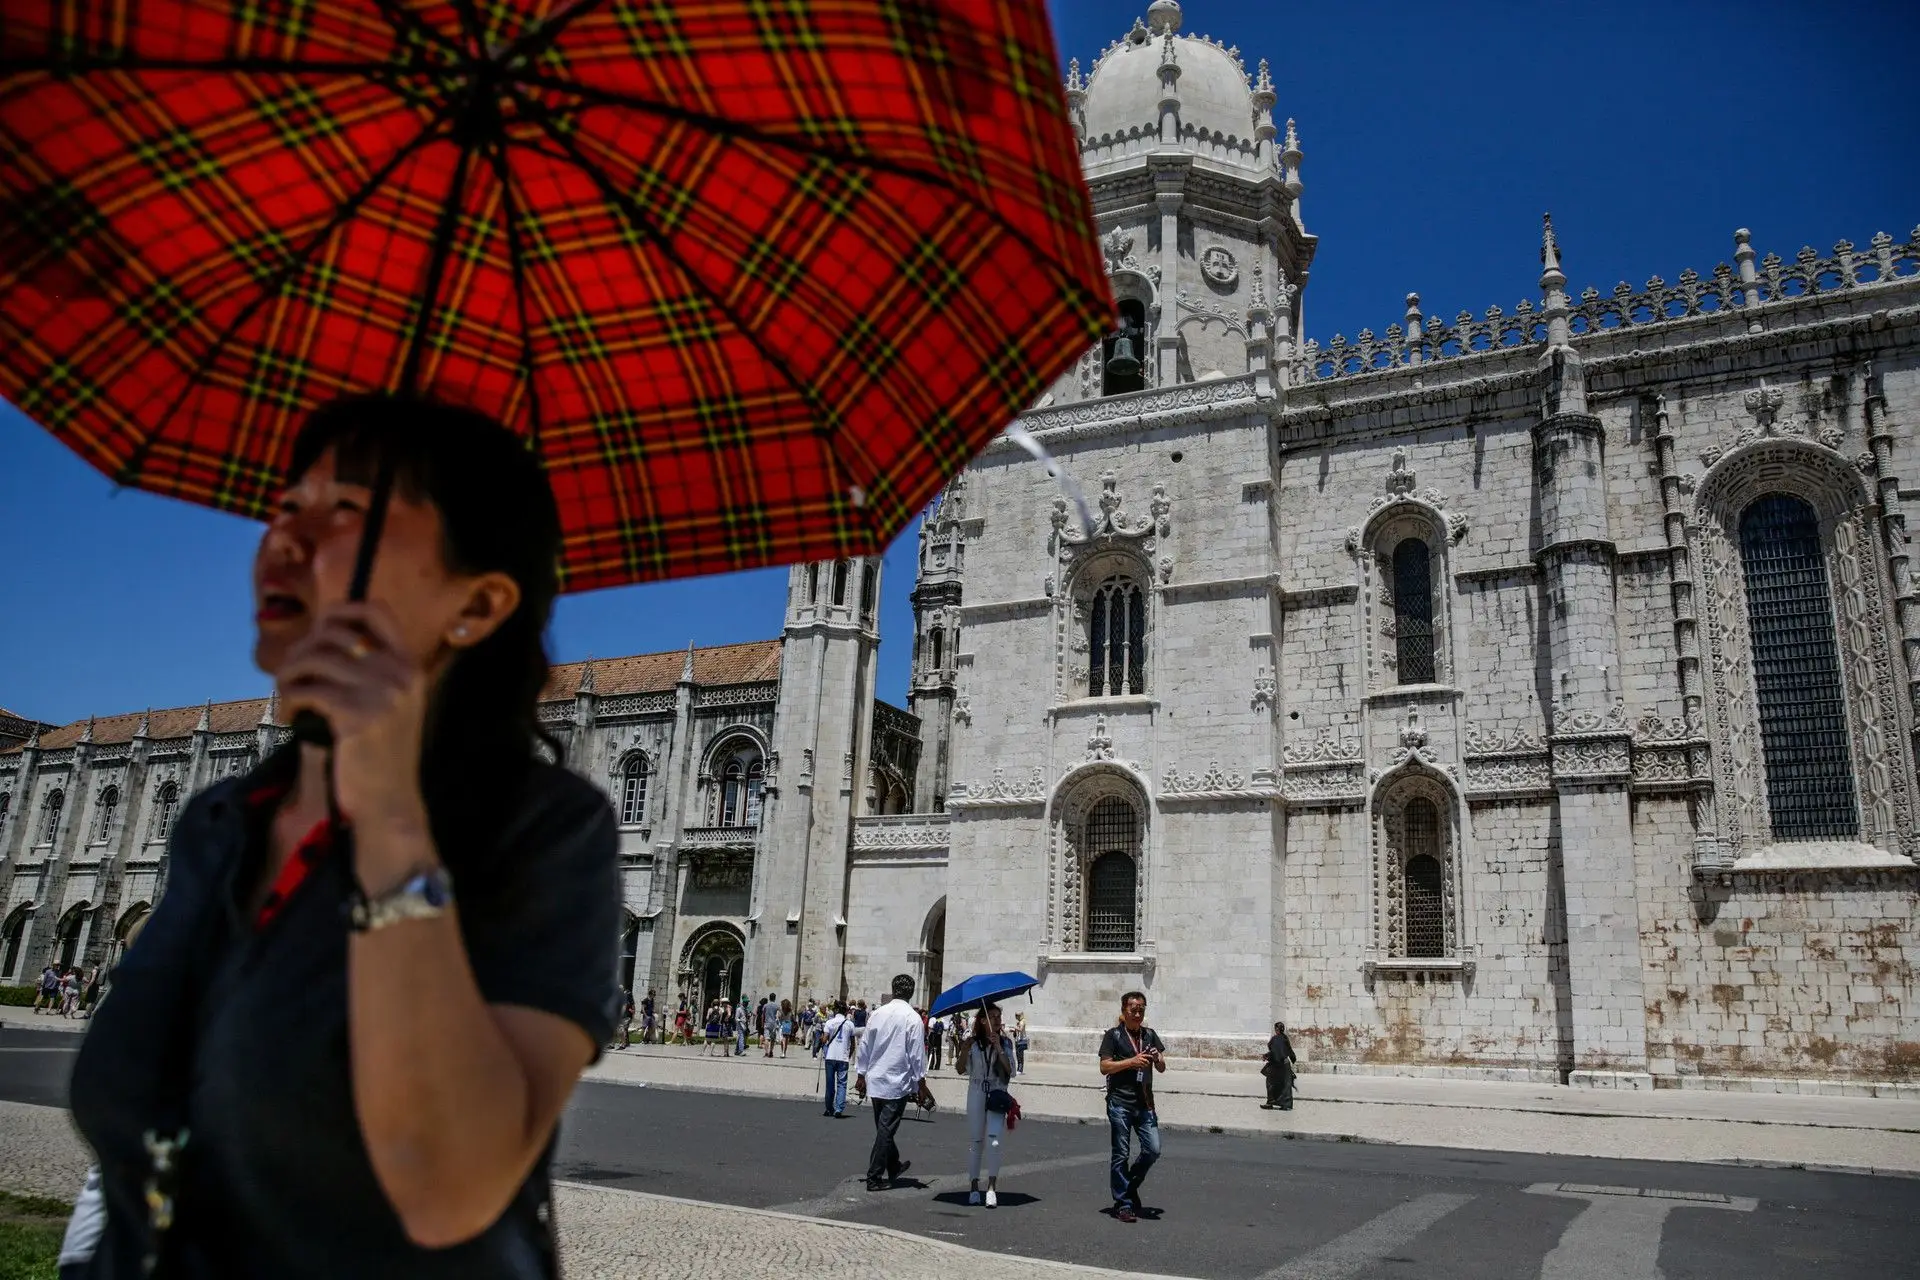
[1101,299,1148,395]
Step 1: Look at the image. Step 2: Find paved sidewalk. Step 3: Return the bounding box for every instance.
[585,1041,1920,1175]
[0,1100,1184,1279]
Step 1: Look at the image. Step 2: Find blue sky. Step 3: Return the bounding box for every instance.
[3,0,1914,727]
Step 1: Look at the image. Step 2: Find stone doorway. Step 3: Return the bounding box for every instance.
[921,897,946,1005]
[683,923,745,1014]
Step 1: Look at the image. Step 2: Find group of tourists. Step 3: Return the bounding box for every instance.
[31,964,102,1019]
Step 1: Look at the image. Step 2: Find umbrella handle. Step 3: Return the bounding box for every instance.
[289,451,399,747]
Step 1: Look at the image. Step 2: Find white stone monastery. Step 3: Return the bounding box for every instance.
[5,1,1918,1090]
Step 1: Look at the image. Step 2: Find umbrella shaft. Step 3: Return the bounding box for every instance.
[291,451,398,747]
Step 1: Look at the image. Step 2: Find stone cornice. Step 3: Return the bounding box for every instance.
[987,375,1268,452]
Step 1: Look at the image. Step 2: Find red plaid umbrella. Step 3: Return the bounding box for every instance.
[0,0,1109,591]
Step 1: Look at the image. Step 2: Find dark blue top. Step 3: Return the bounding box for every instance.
[69,752,619,1279]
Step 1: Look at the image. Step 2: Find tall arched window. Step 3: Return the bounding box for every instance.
[0,907,27,981]
[715,744,765,827]
[38,790,63,847]
[0,792,10,830]
[1088,575,1147,697]
[1083,797,1139,951]
[930,629,943,671]
[1393,538,1435,684]
[620,755,649,827]
[807,563,820,601]
[1402,798,1445,958]
[94,787,119,844]
[832,560,850,606]
[859,564,877,620]
[1739,494,1857,838]
[151,782,178,844]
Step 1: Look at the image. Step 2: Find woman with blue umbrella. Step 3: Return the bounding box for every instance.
[932,972,1036,1209]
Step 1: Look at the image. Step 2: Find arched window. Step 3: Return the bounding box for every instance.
[714,743,765,827]
[1739,494,1857,839]
[0,907,27,981]
[38,790,63,847]
[0,792,10,830]
[1402,798,1445,958]
[151,782,178,844]
[94,787,119,844]
[859,564,877,620]
[832,560,850,606]
[1084,797,1139,952]
[55,903,88,970]
[930,629,943,671]
[620,755,649,827]
[1393,538,1435,684]
[1101,297,1148,396]
[1088,575,1147,697]
[807,563,819,602]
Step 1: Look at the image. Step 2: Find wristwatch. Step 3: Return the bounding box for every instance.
[349,866,454,933]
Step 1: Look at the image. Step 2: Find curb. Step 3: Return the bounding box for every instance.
[553,1180,1198,1279]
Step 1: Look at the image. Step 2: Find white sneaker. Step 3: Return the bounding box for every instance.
[985,1188,998,1208]
[968,1190,983,1206]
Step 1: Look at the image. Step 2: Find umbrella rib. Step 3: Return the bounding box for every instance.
[113,100,459,488]
[367,0,468,63]
[484,137,544,452]
[506,82,866,544]
[512,72,1108,325]
[0,55,443,75]
[500,0,613,70]
[396,135,479,395]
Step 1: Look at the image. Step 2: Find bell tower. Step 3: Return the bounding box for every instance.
[756,553,882,1002]
[909,477,967,811]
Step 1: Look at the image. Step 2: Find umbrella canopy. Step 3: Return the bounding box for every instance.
[928,970,1038,1018]
[0,0,1110,591]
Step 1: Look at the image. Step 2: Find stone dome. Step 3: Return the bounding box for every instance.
[1078,3,1268,172]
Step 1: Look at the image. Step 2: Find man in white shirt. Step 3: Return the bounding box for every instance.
[854,974,935,1190]
[820,1000,853,1118]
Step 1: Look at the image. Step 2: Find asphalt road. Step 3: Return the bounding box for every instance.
[4,1022,1915,1279]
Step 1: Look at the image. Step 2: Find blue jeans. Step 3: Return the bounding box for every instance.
[1107,1097,1160,1209]
[823,1059,848,1115]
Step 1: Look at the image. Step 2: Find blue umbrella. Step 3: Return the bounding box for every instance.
[929,971,1041,1018]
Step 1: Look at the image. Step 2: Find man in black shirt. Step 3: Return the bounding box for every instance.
[1097,990,1166,1223]
[1262,1021,1297,1110]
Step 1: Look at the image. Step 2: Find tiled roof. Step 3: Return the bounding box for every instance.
[0,639,784,758]
[10,697,277,752]
[540,639,781,702]
[0,706,29,723]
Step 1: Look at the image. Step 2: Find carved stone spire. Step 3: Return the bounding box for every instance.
[1156,29,1181,145]
[680,641,696,684]
[25,722,40,750]
[1280,118,1304,202]
[1147,0,1183,35]
[195,698,212,733]
[260,690,278,726]
[133,708,151,740]
[578,657,597,694]
[1539,213,1571,349]
[79,715,95,744]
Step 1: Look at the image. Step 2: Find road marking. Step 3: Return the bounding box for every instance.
[763,1152,1108,1219]
[0,1047,78,1053]
[1258,1192,1473,1280]
[1524,1183,1757,1280]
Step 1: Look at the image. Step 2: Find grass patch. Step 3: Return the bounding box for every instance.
[0,1193,68,1280]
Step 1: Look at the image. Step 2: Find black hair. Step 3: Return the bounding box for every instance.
[891,974,916,1000]
[1120,990,1147,1010]
[287,394,562,863]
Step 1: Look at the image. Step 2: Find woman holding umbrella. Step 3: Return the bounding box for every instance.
[953,1002,1019,1208]
[68,397,620,1274]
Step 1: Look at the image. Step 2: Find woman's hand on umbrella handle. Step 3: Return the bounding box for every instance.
[278,601,431,836]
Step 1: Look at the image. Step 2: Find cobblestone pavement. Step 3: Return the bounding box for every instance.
[0,1099,1182,1279]
[579,1041,1920,1175]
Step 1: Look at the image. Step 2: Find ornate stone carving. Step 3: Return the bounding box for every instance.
[852,815,950,854]
[1086,716,1115,762]
[1102,225,1140,274]
[1553,698,1628,735]
[695,683,778,708]
[951,692,972,725]
[1370,770,1461,960]
[1283,727,1361,765]
[948,766,1048,807]
[1162,761,1248,794]
[1201,245,1238,287]
[598,692,676,718]
[1463,754,1551,793]
[1463,724,1545,753]
[1251,667,1275,713]
[1176,289,1246,337]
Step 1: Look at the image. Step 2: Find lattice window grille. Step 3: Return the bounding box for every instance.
[39,790,63,846]
[1393,538,1436,684]
[1088,576,1146,697]
[1083,797,1139,952]
[1738,495,1858,839]
[1403,797,1446,958]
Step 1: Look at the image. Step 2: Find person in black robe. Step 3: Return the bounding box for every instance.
[1262,1021,1297,1110]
